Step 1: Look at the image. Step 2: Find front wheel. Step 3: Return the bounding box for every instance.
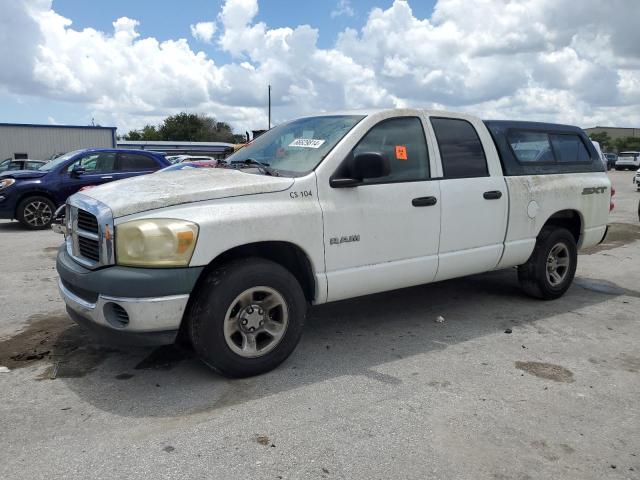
[17,196,55,230]
[187,258,307,378]
[518,227,577,300]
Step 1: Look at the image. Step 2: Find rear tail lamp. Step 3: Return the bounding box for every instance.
[610,186,615,211]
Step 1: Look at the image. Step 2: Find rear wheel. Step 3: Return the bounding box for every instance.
[518,227,577,300]
[17,196,55,230]
[187,258,306,378]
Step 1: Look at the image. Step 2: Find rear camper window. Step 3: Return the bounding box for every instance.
[550,134,591,163]
[508,131,591,165]
[484,120,603,176]
[508,131,554,163]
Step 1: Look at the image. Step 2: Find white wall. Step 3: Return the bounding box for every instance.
[0,125,115,160]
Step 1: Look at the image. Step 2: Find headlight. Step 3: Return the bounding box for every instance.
[116,219,199,267]
[0,179,15,190]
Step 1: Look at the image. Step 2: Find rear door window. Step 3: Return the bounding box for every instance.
[550,134,591,163]
[117,153,158,171]
[431,117,488,179]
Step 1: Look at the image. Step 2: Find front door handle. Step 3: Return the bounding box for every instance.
[101,176,113,180]
[412,196,438,207]
[483,190,503,200]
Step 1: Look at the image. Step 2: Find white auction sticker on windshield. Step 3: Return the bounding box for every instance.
[289,138,325,148]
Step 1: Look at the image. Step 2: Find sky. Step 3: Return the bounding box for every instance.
[0,0,639,136]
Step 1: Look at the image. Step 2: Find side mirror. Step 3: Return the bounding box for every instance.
[330,152,390,188]
[71,165,86,177]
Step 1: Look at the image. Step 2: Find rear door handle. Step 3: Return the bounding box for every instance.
[412,196,438,207]
[101,176,113,179]
[483,190,503,200]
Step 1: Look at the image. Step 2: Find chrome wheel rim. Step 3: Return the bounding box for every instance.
[223,286,289,358]
[23,201,52,227]
[546,242,570,286]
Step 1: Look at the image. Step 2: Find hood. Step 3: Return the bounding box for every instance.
[78,168,295,217]
[0,170,47,179]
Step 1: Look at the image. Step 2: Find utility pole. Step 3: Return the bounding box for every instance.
[268,84,271,130]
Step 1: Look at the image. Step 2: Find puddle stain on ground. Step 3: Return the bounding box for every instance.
[0,313,119,378]
[574,278,640,298]
[619,354,640,373]
[515,361,575,383]
[581,223,640,254]
[42,246,61,260]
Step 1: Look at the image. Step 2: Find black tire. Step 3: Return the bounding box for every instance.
[16,196,56,230]
[518,227,577,300]
[187,258,307,378]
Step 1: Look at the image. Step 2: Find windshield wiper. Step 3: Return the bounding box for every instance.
[228,158,280,177]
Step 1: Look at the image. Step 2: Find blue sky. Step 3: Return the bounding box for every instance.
[1,0,637,132]
[51,0,436,51]
[1,0,434,129]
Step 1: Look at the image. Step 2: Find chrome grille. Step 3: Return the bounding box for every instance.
[78,235,100,261]
[66,196,115,270]
[77,209,99,233]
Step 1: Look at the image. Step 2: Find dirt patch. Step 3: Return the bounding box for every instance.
[581,223,640,254]
[619,354,640,373]
[42,246,61,260]
[0,313,118,378]
[256,435,270,446]
[515,361,575,383]
[574,278,640,298]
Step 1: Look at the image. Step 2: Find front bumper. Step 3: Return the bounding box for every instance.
[0,192,16,219]
[56,246,203,346]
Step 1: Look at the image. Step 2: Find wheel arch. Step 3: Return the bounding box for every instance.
[539,209,583,244]
[14,190,57,217]
[193,241,317,304]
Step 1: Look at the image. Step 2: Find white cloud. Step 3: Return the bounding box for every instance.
[190,21,216,43]
[331,0,355,18]
[1,0,640,134]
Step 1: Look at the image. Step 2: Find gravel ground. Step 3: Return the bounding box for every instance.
[0,170,638,480]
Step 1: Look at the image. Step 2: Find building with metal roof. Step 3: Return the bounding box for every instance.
[0,123,116,161]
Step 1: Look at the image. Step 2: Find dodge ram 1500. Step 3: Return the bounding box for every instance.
[55,109,610,377]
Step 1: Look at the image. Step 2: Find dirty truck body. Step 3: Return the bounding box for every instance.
[56,109,610,377]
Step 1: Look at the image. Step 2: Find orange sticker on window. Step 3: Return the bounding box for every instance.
[395,145,408,160]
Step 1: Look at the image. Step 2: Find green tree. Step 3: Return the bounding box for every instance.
[614,136,640,152]
[121,113,245,143]
[588,132,612,149]
[122,124,161,141]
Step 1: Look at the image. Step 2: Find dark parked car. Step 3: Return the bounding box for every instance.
[604,153,617,170]
[0,149,170,229]
[0,158,47,172]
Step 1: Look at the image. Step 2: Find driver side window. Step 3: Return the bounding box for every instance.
[353,117,430,184]
[67,152,116,173]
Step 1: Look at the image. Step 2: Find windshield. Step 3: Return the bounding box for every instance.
[38,150,83,171]
[226,115,364,175]
[619,152,639,158]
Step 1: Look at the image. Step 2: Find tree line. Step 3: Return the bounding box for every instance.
[589,132,640,152]
[119,113,247,144]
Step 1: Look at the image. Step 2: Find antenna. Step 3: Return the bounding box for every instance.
[268,84,271,130]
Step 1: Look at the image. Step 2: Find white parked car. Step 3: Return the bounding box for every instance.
[634,168,640,190]
[165,155,217,164]
[591,140,607,170]
[615,151,640,170]
[55,109,611,377]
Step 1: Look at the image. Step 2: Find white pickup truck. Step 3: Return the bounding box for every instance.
[55,109,611,377]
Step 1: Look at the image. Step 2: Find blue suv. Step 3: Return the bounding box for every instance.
[0,149,170,229]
